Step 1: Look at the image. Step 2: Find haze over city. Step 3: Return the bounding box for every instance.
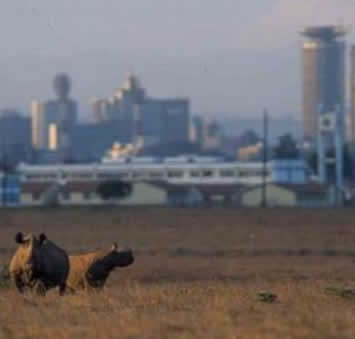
[2,0,355,119]
[3,4,355,338]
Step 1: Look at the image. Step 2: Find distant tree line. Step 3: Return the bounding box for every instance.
[273,134,300,160]
[306,146,354,180]
[272,133,354,180]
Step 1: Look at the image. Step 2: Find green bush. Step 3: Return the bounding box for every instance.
[258,292,277,303]
[325,287,355,299]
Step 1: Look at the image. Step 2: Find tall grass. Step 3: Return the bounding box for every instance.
[1,208,355,338]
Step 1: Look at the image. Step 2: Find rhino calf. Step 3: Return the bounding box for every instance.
[9,232,69,296]
[67,243,134,292]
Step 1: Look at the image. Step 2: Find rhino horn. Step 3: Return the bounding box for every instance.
[111,243,118,251]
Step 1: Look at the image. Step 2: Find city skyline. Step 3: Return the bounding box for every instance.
[1,0,355,119]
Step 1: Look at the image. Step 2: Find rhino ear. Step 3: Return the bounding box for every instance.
[111,243,118,251]
[39,233,47,245]
[15,232,24,244]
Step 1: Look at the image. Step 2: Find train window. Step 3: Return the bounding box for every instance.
[71,173,92,179]
[117,172,129,178]
[220,170,234,177]
[190,170,200,177]
[202,170,213,177]
[149,172,164,178]
[133,171,146,179]
[168,170,183,178]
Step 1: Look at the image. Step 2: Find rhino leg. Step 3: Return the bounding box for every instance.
[13,275,25,294]
[65,286,76,294]
[58,283,66,296]
[33,281,47,296]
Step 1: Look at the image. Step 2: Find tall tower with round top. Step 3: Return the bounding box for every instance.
[54,73,71,101]
[302,26,347,204]
[301,26,347,140]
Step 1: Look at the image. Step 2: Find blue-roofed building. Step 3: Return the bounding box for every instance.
[270,160,310,184]
[0,174,21,206]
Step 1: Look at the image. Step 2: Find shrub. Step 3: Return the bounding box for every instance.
[325,287,355,299]
[96,180,133,201]
[258,292,277,303]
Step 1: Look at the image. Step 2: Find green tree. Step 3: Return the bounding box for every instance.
[326,146,353,180]
[97,180,133,202]
[238,130,261,147]
[306,151,318,174]
[273,134,300,159]
[306,146,353,180]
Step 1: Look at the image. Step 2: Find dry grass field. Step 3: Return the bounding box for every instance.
[1,207,355,338]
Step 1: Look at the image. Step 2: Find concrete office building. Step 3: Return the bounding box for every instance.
[92,74,191,146]
[31,100,45,150]
[0,110,31,165]
[91,98,110,123]
[140,98,190,144]
[31,74,78,160]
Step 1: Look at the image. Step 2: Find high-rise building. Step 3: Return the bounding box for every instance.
[192,115,222,151]
[161,99,190,143]
[301,26,347,140]
[47,74,78,154]
[48,124,59,151]
[90,74,145,141]
[140,98,190,144]
[92,74,191,146]
[0,110,31,165]
[31,100,45,149]
[30,74,78,160]
[91,98,110,123]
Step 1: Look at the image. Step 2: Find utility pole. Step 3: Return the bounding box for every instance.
[261,109,268,208]
[1,151,7,207]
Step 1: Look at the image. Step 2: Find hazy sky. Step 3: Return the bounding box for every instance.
[1,0,355,120]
